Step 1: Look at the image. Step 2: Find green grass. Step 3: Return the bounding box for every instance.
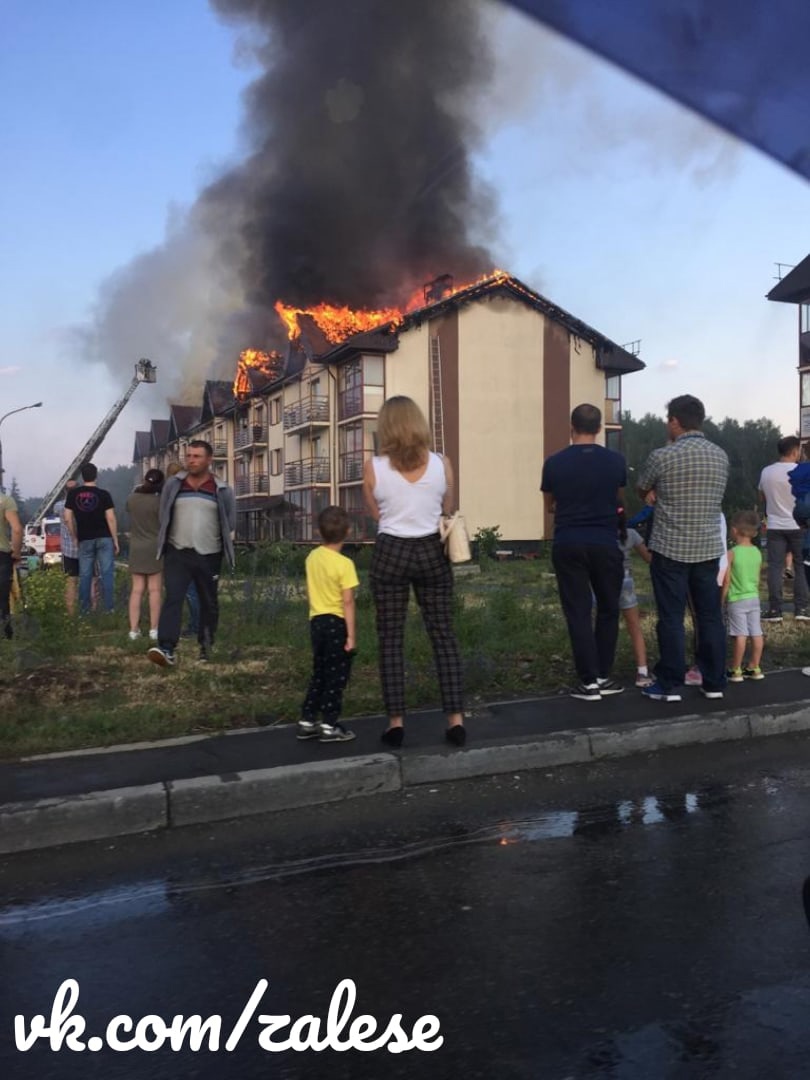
[0,554,806,759]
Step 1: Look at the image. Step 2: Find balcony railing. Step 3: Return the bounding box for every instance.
[339,450,366,483]
[284,457,331,487]
[283,396,329,431]
[235,474,269,497]
[234,424,268,451]
[212,440,228,458]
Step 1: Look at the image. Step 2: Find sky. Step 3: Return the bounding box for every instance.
[2,0,809,499]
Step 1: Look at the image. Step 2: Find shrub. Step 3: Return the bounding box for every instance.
[473,525,502,563]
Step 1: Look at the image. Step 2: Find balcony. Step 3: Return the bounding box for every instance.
[235,474,269,497]
[234,424,268,452]
[283,396,329,432]
[284,457,331,487]
[339,450,366,483]
[212,440,228,458]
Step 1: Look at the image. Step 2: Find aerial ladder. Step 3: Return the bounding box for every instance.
[26,359,157,539]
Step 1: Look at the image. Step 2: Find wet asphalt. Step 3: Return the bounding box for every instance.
[2,734,810,1079]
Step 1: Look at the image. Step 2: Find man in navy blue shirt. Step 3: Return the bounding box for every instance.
[541,403,626,701]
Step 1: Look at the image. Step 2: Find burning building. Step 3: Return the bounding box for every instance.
[136,270,644,545]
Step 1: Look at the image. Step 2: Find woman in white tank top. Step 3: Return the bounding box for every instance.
[363,396,466,747]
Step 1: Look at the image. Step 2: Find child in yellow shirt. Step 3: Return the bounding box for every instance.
[297,506,359,742]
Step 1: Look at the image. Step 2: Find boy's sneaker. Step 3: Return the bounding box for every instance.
[743,666,764,680]
[147,646,175,668]
[641,681,682,702]
[635,673,654,688]
[570,683,601,701]
[296,720,322,740]
[761,610,783,623]
[699,687,724,699]
[596,678,624,696]
[684,666,703,686]
[726,668,744,683]
[319,722,356,743]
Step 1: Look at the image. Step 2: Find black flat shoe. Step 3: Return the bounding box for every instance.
[445,724,466,747]
[381,727,404,748]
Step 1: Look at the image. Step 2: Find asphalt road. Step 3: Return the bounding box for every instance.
[3,735,810,1079]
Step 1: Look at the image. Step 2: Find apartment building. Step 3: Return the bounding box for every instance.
[134,272,644,544]
[768,255,810,441]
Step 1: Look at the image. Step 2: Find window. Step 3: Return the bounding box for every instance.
[339,419,376,481]
[338,356,385,419]
[802,303,810,335]
[270,397,282,425]
[271,449,282,475]
[605,429,622,453]
[801,372,810,408]
[604,374,621,425]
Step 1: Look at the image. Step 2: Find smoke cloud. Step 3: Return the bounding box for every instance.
[79,0,498,397]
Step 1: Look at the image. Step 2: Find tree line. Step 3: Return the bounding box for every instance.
[621,413,784,516]
[10,465,138,530]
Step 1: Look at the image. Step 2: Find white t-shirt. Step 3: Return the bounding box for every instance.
[373,453,446,538]
[758,462,797,531]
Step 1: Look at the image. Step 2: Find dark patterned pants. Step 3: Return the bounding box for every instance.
[301,615,354,724]
[370,532,464,717]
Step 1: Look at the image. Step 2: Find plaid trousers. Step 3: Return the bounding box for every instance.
[370,532,464,717]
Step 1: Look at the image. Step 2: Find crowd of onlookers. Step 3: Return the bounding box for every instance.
[2,392,809,747]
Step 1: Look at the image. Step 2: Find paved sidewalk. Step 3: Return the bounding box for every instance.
[3,670,810,854]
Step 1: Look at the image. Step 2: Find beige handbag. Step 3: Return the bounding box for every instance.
[439,513,472,563]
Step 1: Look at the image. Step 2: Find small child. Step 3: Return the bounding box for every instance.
[723,510,764,682]
[618,507,654,687]
[297,506,359,743]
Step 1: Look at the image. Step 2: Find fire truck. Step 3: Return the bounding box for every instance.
[24,359,157,563]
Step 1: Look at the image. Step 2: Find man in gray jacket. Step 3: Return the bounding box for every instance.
[148,440,236,667]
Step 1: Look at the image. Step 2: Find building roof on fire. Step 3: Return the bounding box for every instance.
[768,254,810,304]
[313,271,644,374]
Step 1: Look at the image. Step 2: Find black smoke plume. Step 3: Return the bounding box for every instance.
[205,0,497,313]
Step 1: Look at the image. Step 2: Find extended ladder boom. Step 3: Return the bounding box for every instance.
[30,359,157,525]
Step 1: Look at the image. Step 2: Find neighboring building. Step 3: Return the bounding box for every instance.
[134,272,644,544]
[768,255,810,442]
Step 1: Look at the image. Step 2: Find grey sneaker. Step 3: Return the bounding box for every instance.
[147,646,175,668]
[570,682,601,701]
[296,720,321,740]
[596,678,624,696]
[319,722,356,743]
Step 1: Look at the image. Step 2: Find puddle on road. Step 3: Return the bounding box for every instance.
[0,781,739,932]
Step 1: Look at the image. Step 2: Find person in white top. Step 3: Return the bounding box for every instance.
[758,435,809,622]
[362,396,466,748]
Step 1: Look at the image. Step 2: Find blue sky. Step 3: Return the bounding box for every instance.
[2,1,808,497]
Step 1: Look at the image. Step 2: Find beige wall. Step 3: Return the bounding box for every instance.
[456,297,545,542]
[385,323,431,406]
[569,337,606,446]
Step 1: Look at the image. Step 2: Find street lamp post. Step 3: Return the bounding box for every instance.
[0,402,43,494]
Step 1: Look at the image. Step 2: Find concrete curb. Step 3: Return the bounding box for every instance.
[2,701,810,854]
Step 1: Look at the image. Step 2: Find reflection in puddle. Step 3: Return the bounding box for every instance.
[0,785,729,931]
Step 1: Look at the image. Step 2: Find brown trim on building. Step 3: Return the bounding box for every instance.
[542,319,571,538]
[428,309,460,509]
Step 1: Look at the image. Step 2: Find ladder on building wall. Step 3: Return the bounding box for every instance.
[429,335,445,455]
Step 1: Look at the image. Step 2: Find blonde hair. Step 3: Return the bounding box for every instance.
[166,461,183,477]
[377,396,432,472]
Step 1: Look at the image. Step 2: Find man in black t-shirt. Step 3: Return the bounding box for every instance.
[541,404,626,701]
[64,462,119,615]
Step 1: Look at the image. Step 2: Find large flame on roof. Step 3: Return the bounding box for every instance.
[233,348,284,398]
[274,269,510,345]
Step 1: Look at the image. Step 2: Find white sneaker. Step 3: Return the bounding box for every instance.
[149,629,159,641]
[128,630,141,641]
[803,668,810,677]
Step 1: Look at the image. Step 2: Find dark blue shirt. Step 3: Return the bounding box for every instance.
[541,444,627,546]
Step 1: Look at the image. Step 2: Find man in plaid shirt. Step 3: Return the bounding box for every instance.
[637,395,729,702]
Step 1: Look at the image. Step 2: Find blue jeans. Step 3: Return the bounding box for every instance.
[650,552,726,692]
[78,537,115,614]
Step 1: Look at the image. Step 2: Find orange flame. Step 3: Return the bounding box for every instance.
[273,269,512,345]
[233,348,284,398]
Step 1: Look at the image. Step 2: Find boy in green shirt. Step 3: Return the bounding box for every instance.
[722,510,764,681]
